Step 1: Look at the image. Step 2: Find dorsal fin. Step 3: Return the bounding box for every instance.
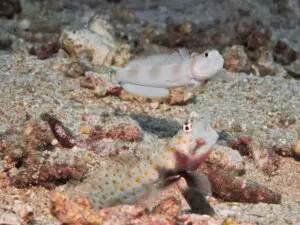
[107,154,140,168]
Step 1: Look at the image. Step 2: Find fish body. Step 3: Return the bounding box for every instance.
[115,49,224,98]
[72,114,219,209]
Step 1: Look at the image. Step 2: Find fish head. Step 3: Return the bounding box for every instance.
[190,117,219,158]
[191,49,224,81]
[172,113,219,171]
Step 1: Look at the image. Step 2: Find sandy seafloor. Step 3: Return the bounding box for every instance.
[0,0,300,224]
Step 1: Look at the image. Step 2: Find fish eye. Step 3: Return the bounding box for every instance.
[183,121,192,133]
[205,52,208,57]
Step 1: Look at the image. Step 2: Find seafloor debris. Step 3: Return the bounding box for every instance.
[0,0,21,19]
[3,121,87,189]
[41,113,77,148]
[273,40,297,65]
[223,45,250,73]
[28,42,60,60]
[228,137,280,176]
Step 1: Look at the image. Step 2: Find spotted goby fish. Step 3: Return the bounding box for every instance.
[70,114,219,210]
[115,48,224,98]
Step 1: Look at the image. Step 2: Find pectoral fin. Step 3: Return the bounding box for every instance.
[122,83,170,98]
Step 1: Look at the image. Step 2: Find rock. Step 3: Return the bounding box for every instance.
[80,71,107,90]
[273,40,297,65]
[89,16,115,39]
[0,34,12,50]
[228,136,252,156]
[207,145,245,175]
[292,131,300,160]
[51,192,104,225]
[234,23,271,62]
[0,195,34,225]
[126,214,175,225]
[285,58,300,78]
[0,213,21,225]
[276,0,300,18]
[87,124,141,142]
[19,19,31,31]
[228,137,280,175]
[274,145,294,157]
[64,61,88,78]
[100,204,149,223]
[106,85,123,96]
[183,214,257,225]
[200,165,281,204]
[60,27,131,66]
[0,0,21,19]
[3,120,87,189]
[247,141,280,176]
[28,42,60,60]
[223,45,249,72]
[151,22,199,48]
[152,197,182,219]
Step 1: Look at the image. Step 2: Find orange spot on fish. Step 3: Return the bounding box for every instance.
[145,170,149,175]
[196,138,206,146]
[136,177,141,183]
[120,186,125,191]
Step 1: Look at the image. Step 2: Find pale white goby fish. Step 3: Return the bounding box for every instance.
[113,48,224,98]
